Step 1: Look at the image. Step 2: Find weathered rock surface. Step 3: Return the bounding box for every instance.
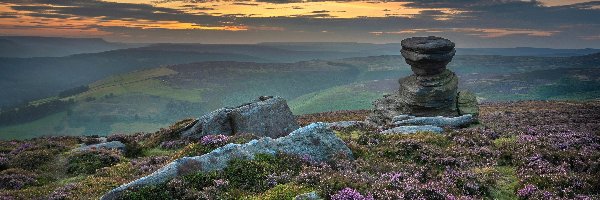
[74,141,125,152]
[393,114,474,128]
[368,36,478,125]
[381,125,443,134]
[457,90,479,117]
[101,123,352,200]
[326,121,368,130]
[181,96,299,139]
[294,191,322,200]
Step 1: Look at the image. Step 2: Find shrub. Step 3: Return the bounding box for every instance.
[0,168,37,190]
[246,183,312,200]
[67,149,121,175]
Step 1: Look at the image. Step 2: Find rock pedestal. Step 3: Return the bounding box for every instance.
[369,36,476,125]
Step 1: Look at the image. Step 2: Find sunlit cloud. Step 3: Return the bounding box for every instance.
[371,28,559,38]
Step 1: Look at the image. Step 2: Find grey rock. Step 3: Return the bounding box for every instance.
[457,91,479,117]
[229,96,299,139]
[381,125,443,134]
[392,115,414,122]
[101,123,351,200]
[326,121,366,129]
[295,191,322,200]
[400,36,455,53]
[369,36,463,125]
[182,108,233,138]
[182,96,299,139]
[394,114,474,128]
[74,141,125,152]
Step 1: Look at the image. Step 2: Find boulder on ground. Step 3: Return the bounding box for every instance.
[101,123,352,200]
[393,114,474,128]
[181,96,299,139]
[74,141,125,152]
[381,125,443,134]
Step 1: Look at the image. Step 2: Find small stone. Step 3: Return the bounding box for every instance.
[74,141,125,152]
[295,191,322,200]
[381,125,443,134]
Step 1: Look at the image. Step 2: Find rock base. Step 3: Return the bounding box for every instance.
[368,69,459,125]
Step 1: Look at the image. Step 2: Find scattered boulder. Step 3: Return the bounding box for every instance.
[295,191,322,200]
[101,123,352,200]
[393,114,474,128]
[74,141,125,152]
[181,96,299,139]
[381,125,443,134]
[457,90,479,117]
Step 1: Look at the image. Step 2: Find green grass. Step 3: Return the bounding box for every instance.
[110,122,168,134]
[289,84,381,115]
[0,111,84,139]
[490,166,519,200]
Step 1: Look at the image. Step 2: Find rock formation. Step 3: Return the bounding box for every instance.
[393,114,474,128]
[368,36,478,125]
[182,96,299,139]
[73,141,125,152]
[101,123,352,200]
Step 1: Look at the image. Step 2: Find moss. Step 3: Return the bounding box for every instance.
[66,149,121,175]
[489,166,519,200]
[244,183,312,200]
[493,136,517,166]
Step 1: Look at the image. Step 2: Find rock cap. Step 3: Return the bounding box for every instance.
[401,36,455,53]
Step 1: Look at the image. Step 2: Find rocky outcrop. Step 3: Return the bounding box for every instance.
[74,141,125,152]
[101,123,352,200]
[393,114,474,128]
[457,91,479,117]
[182,96,299,139]
[368,36,478,125]
[380,125,443,134]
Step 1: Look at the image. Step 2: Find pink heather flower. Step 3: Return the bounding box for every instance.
[331,188,374,200]
[200,135,230,146]
[517,184,538,198]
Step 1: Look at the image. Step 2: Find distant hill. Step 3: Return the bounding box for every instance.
[456,47,600,57]
[1,53,599,139]
[0,49,268,107]
[0,36,141,58]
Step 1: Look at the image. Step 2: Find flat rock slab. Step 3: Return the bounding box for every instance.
[101,123,352,200]
[182,96,299,139]
[295,191,322,200]
[393,114,474,128]
[381,125,443,134]
[74,141,125,152]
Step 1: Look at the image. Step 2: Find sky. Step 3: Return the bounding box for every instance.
[0,0,599,48]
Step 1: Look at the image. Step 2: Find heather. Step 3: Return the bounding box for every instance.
[0,101,599,199]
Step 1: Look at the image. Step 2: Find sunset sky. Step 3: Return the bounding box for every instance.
[0,0,599,47]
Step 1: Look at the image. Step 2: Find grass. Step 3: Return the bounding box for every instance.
[289,84,382,115]
[110,122,168,135]
[0,111,84,139]
[490,166,519,200]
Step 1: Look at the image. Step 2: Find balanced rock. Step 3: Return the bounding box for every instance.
[182,96,299,139]
[101,123,352,200]
[368,36,477,125]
